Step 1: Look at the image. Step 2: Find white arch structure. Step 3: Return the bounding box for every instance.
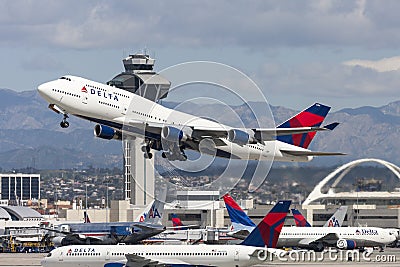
[303,158,400,206]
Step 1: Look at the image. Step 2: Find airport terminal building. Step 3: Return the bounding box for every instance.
[0,173,40,205]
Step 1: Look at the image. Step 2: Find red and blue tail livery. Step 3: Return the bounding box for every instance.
[223,194,256,232]
[171,213,187,230]
[291,208,311,227]
[277,103,330,149]
[241,200,291,248]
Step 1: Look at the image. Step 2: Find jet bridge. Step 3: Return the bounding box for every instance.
[107,54,171,102]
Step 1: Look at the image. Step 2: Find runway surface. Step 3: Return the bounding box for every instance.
[0,248,399,266]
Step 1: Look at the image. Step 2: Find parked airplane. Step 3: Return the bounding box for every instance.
[41,200,291,267]
[38,75,344,162]
[50,199,165,246]
[291,206,348,227]
[223,194,396,251]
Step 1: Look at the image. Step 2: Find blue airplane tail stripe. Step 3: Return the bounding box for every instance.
[241,200,291,248]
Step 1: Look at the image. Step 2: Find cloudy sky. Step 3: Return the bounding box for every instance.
[1,0,400,110]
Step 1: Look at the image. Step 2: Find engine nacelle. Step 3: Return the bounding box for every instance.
[52,236,65,247]
[161,126,189,143]
[336,239,357,250]
[227,129,255,145]
[94,124,121,140]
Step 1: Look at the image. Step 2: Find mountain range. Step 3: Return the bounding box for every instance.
[0,88,398,170]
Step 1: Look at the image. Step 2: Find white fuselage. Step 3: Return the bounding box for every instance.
[41,244,270,267]
[37,75,312,162]
[278,226,397,248]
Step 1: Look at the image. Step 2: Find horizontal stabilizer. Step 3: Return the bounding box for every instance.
[280,149,346,156]
[323,122,339,130]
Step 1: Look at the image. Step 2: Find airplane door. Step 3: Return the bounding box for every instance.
[121,106,127,115]
[234,249,239,261]
[81,86,88,104]
[105,249,110,261]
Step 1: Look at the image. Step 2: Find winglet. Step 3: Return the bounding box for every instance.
[241,200,291,248]
[323,122,339,130]
[291,208,311,227]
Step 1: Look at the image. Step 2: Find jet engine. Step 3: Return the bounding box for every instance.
[227,129,256,145]
[308,242,324,252]
[94,124,121,140]
[52,236,65,247]
[336,239,357,250]
[161,126,190,143]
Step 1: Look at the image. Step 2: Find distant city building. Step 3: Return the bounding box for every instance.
[0,174,40,205]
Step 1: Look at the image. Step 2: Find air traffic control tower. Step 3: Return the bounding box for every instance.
[108,54,171,206]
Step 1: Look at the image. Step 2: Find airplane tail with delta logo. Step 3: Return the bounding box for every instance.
[241,200,291,248]
[277,103,333,149]
[291,208,311,227]
[223,194,256,237]
[171,214,188,230]
[291,206,348,227]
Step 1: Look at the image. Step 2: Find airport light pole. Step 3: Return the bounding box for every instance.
[104,178,110,223]
[85,183,88,221]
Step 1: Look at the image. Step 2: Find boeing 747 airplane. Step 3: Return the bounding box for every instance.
[41,200,291,267]
[38,75,344,161]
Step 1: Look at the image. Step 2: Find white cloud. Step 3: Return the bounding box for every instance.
[343,56,400,72]
[0,1,400,50]
[257,59,400,101]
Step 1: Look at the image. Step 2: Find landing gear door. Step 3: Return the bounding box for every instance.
[81,86,88,104]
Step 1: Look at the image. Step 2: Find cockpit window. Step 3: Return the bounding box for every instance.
[46,253,52,257]
[59,76,72,81]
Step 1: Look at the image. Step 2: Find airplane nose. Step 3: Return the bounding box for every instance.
[37,82,48,94]
[37,81,52,101]
[38,83,45,94]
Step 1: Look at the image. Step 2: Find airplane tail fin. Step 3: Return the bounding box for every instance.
[83,211,91,223]
[241,200,291,248]
[223,194,256,233]
[277,103,331,149]
[134,188,167,224]
[171,213,186,230]
[143,199,165,225]
[291,208,311,227]
[134,200,155,222]
[324,206,348,227]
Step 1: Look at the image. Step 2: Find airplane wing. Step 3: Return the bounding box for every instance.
[118,117,338,143]
[298,233,339,246]
[280,150,346,156]
[165,224,200,230]
[70,233,107,243]
[125,253,192,267]
[228,229,251,240]
[125,254,159,267]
